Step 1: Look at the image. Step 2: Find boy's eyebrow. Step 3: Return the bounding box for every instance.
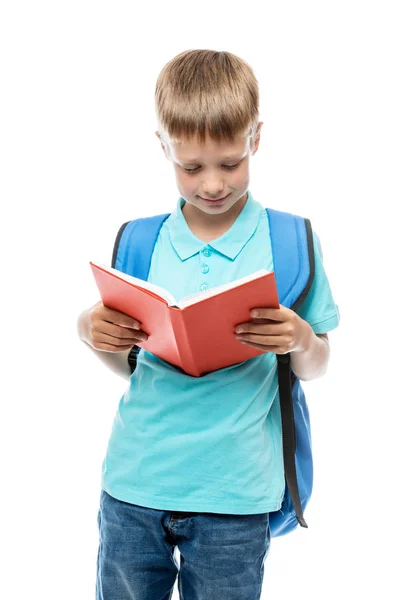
[178,153,246,164]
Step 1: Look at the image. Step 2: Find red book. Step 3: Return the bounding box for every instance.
[90,262,280,377]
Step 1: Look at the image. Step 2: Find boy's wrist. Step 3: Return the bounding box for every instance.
[77,311,89,343]
[291,317,314,355]
[290,320,330,381]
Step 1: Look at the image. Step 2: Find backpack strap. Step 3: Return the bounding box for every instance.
[111,214,170,276]
[111,214,171,373]
[267,208,315,529]
[267,208,315,310]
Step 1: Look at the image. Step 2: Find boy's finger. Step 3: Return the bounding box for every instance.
[250,306,286,319]
[236,321,287,334]
[119,321,142,330]
[103,307,142,330]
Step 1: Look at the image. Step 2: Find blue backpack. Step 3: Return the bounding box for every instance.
[111,208,315,537]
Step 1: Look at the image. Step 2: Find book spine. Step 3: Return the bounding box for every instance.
[168,308,200,377]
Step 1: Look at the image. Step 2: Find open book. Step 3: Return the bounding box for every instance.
[90,262,280,377]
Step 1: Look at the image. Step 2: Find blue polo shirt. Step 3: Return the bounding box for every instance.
[101,190,340,514]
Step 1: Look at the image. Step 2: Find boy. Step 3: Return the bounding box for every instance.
[77,49,339,600]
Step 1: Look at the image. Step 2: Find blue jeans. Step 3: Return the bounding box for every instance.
[96,489,271,600]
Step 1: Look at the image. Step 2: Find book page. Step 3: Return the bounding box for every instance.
[176,269,272,309]
[92,264,178,306]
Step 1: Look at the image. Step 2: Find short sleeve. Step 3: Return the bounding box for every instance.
[295,231,340,334]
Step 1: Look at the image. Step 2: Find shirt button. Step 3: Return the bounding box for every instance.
[200,283,208,291]
[201,264,210,274]
[202,248,212,257]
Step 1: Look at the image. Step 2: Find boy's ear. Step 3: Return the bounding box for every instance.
[251,121,264,155]
[155,131,170,160]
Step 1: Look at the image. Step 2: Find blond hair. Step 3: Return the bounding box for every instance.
[155,49,260,152]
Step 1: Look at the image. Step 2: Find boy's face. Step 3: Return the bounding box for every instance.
[156,122,263,220]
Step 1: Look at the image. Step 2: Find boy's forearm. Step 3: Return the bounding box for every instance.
[80,340,132,381]
[290,324,330,381]
[77,312,132,381]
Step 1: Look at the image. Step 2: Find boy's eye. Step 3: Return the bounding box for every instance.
[182,164,239,174]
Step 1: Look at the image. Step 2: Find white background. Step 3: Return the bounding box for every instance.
[1,1,399,598]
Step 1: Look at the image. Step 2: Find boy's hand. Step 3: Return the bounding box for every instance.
[234,305,313,355]
[77,300,149,352]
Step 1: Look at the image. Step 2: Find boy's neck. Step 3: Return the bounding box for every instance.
[182,192,248,242]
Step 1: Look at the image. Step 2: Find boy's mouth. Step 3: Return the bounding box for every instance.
[200,193,230,205]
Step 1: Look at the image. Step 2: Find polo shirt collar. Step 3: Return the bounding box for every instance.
[166,190,264,261]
